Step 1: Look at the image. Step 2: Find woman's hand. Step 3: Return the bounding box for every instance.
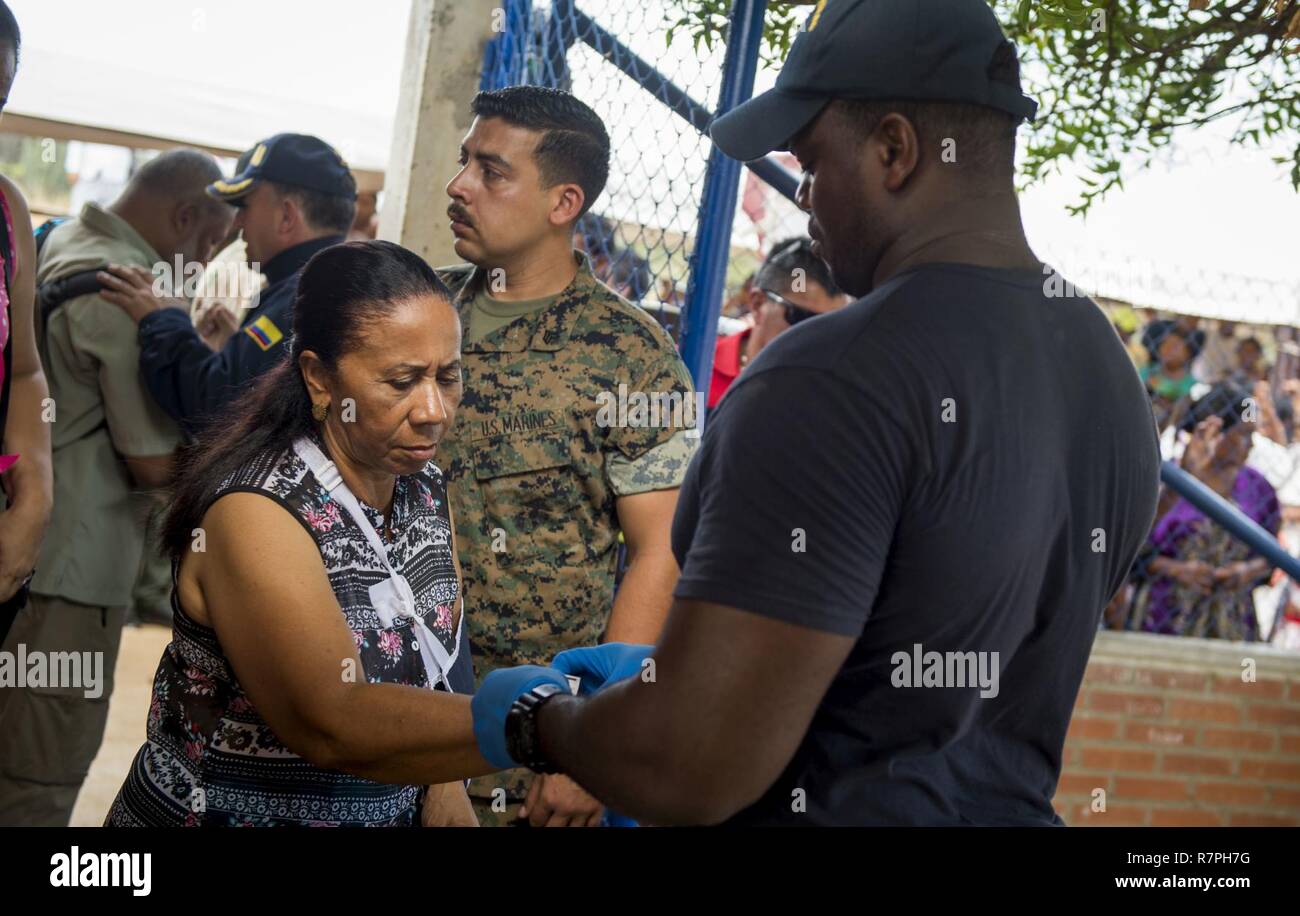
[1170,559,1216,592]
[0,497,41,602]
[1212,562,1248,590]
[1253,381,1286,444]
[97,264,187,324]
[1214,560,1266,591]
[1181,416,1224,486]
[421,781,478,827]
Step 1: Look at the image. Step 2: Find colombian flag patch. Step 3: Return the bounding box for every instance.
[244,315,283,351]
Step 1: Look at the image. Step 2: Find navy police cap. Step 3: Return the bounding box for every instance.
[207,133,356,202]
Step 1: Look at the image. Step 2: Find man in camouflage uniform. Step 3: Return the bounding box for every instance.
[437,87,696,825]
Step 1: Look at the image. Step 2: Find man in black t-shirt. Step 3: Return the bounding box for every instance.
[470,0,1161,825]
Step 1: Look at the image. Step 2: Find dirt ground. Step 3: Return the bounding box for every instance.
[69,622,171,826]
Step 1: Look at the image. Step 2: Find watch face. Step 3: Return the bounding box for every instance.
[505,699,535,764]
[506,684,565,773]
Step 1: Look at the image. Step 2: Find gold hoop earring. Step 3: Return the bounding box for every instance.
[312,402,328,422]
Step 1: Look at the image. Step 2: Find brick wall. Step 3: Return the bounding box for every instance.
[1054,630,1300,826]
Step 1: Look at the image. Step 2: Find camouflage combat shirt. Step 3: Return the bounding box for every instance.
[437,252,696,802]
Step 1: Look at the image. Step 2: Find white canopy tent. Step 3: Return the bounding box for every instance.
[4,46,391,191]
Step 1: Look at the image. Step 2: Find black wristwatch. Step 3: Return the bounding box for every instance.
[505,683,566,774]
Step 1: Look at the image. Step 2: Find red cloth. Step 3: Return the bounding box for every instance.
[709,329,750,409]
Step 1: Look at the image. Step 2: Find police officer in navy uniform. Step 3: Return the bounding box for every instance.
[99,134,356,433]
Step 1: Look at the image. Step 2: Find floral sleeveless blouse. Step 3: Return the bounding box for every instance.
[106,436,474,827]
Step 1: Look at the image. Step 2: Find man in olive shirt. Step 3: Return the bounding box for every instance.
[0,150,233,825]
[438,87,695,826]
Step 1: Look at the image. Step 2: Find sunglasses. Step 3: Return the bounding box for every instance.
[760,288,818,326]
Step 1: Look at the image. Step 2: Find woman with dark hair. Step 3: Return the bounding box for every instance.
[0,0,53,644]
[107,240,496,826]
[1128,383,1280,640]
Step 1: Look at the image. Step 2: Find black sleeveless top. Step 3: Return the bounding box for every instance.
[106,438,474,826]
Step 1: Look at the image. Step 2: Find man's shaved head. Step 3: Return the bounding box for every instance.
[114,148,234,267]
[126,148,224,203]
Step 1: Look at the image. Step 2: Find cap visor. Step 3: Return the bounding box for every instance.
[709,89,829,162]
[206,175,258,202]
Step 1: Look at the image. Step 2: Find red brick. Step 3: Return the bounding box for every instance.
[1133,668,1209,692]
[1166,698,1241,725]
[1245,703,1300,728]
[1238,759,1300,783]
[1200,728,1275,753]
[1289,681,1300,701]
[1091,690,1165,718]
[1269,787,1300,807]
[1211,676,1286,699]
[1124,723,1194,746]
[1067,716,1120,741]
[1150,808,1224,827]
[1056,772,1111,797]
[1083,663,1134,686]
[1195,781,1269,806]
[1163,753,1233,776]
[1115,776,1192,801]
[1081,748,1157,773]
[1281,734,1300,754]
[1229,812,1300,827]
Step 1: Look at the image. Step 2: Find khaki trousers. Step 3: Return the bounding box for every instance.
[0,593,126,826]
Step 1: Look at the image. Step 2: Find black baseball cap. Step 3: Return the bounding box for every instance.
[207,133,356,203]
[710,0,1039,162]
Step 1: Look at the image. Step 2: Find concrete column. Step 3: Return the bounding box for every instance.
[380,0,500,266]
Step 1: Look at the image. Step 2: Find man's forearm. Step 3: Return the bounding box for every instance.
[536,675,736,825]
[603,546,677,643]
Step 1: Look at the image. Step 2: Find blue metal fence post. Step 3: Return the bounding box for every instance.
[481,0,532,90]
[678,0,768,413]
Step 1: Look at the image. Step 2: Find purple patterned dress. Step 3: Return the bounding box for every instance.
[1136,465,1279,640]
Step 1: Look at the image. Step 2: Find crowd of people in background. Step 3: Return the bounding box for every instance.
[1108,310,1300,647]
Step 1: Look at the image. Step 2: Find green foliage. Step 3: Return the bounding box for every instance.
[665,0,1300,213]
[0,135,72,210]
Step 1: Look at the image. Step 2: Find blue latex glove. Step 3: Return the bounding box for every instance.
[471,665,571,769]
[551,643,654,695]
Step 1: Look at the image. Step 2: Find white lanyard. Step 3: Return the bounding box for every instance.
[293,436,461,693]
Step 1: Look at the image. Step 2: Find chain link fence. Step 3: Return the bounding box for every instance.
[483,0,732,338]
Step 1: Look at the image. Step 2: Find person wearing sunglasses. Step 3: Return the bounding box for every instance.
[708,236,849,408]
